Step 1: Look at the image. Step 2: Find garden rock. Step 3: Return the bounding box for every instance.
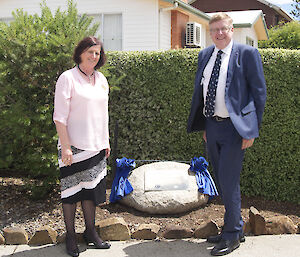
[265,216,297,234]
[0,233,5,244]
[57,232,84,244]
[120,162,208,214]
[194,220,219,238]
[28,226,57,245]
[243,220,252,235]
[3,227,28,245]
[163,225,193,239]
[249,206,267,235]
[96,217,130,241]
[132,223,160,240]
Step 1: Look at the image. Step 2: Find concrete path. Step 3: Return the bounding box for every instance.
[0,235,299,257]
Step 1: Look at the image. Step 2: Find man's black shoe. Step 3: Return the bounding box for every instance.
[207,233,245,244]
[210,239,240,256]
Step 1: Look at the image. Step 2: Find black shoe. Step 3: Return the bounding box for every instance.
[207,233,245,244]
[66,234,79,257]
[210,239,240,256]
[66,248,79,257]
[83,231,111,249]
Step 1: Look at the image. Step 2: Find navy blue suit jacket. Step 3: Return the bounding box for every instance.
[187,42,267,139]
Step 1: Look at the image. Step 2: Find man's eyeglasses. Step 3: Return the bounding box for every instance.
[209,26,232,34]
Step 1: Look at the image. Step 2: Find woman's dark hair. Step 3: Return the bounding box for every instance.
[73,36,106,69]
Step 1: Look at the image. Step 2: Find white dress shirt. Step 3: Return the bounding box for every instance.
[202,40,233,118]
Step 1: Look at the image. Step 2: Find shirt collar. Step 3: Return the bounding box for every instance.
[214,40,233,56]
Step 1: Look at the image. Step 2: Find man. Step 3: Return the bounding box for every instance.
[187,13,266,256]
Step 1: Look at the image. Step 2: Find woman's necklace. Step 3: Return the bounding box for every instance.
[77,65,94,83]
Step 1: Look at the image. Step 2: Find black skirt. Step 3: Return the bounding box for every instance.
[58,147,107,205]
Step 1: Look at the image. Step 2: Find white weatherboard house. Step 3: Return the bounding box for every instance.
[0,0,268,50]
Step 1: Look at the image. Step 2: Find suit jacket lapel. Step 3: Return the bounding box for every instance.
[200,47,214,75]
[226,42,239,88]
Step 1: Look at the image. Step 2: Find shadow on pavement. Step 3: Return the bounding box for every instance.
[123,239,212,257]
[1,244,87,257]
[1,240,213,257]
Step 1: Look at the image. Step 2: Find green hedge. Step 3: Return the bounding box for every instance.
[106,49,300,204]
[0,45,299,203]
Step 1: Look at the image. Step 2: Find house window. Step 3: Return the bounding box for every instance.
[90,13,122,51]
[275,15,280,25]
[246,37,254,47]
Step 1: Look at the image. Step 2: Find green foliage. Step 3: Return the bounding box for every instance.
[241,49,300,204]
[105,49,300,204]
[107,50,205,162]
[0,0,99,198]
[259,21,300,49]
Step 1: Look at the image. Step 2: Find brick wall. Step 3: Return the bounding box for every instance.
[171,10,189,49]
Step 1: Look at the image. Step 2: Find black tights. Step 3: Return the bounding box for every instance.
[63,200,103,250]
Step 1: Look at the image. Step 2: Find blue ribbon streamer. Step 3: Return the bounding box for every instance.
[109,157,136,203]
[189,157,218,197]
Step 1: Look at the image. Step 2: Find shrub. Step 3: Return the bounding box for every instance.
[259,21,300,49]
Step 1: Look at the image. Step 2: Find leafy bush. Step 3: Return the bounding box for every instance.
[0,0,99,197]
[259,21,300,49]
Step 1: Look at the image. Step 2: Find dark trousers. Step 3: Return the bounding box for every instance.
[206,118,244,241]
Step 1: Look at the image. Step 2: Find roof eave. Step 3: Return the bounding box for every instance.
[162,0,211,20]
[257,0,293,21]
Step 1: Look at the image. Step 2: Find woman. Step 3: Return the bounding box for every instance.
[53,36,111,257]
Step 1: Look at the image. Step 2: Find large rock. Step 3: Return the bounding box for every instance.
[132,224,160,240]
[0,233,5,244]
[265,216,297,235]
[57,232,84,244]
[243,220,252,235]
[249,206,267,235]
[194,220,219,239]
[163,226,193,239]
[28,226,57,245]
[120,162,209,214]
[96,217,131,241]
[3,227,28,245]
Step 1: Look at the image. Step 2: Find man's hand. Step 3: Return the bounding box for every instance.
[242,138,255,150]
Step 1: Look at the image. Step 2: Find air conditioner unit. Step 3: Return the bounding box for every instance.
[186,22,202,47]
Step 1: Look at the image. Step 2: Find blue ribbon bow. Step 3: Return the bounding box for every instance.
[189,157,218,197]
[109,157,136,203]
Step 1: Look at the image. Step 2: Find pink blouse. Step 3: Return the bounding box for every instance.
[53,67,110,151]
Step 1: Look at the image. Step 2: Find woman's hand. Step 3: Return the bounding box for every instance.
[105,148,110,159]
[61,145,73,166]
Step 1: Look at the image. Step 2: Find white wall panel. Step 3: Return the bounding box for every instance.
[159,10,171,50]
